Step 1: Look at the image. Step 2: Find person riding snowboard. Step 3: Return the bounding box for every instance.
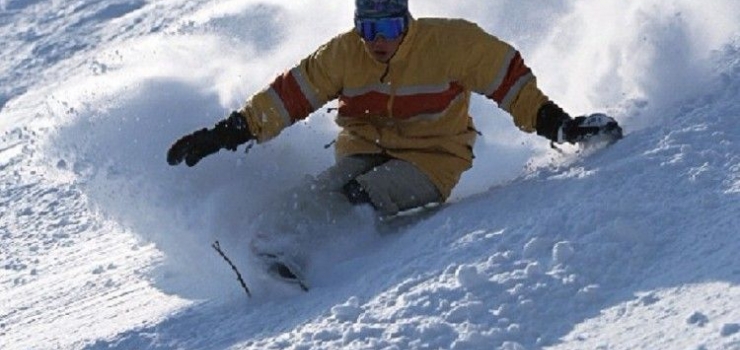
[167,0,622,286]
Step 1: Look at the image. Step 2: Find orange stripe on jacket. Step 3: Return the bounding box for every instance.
[339,91,390,117]
[270,71,313,122]
[338,83,465,119]
[490,52,531,104]
[393,83,465,120]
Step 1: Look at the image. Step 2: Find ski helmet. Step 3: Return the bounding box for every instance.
[355,0,409,19]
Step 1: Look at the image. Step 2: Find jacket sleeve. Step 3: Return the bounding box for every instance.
[458,23,549,133]
[238,36,345,142]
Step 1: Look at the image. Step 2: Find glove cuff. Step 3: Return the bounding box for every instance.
[214,111,254,151]
[536,102,572,143]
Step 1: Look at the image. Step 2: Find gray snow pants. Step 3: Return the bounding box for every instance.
[248,154,443,270]
[314,154,443,216]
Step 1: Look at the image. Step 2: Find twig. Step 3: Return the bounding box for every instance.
[212,241,251,298]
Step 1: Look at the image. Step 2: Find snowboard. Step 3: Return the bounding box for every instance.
[212,241,309,299]
[254,251,310,292]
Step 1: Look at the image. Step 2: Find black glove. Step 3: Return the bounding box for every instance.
[536,102,623,144]
[167,111,253,167]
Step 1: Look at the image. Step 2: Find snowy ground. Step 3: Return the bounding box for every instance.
[2,0,740,349]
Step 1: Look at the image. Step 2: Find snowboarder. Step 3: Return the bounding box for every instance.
[166,0,622,287]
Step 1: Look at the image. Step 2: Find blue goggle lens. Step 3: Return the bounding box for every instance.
[355,17,406,41]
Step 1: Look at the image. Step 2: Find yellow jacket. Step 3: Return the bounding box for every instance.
[239,18,549,199]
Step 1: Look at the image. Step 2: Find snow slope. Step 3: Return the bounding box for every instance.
[1,1,739,349]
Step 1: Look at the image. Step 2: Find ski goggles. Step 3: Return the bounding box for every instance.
[355,16,407,41]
